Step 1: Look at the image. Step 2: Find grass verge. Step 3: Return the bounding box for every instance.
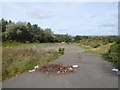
[83,43,114,55]
[2,42,51,48]
[2,47,60,80]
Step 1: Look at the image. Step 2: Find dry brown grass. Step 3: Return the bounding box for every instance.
[2,47,60,80]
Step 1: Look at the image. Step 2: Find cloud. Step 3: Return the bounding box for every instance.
[79,23,86,26]
[110,13,118,18]
[89,14,97,18]
[26,9,53,19]
[108,31,113,34]
[98,23,117,27]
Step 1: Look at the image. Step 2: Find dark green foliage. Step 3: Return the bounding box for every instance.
[1,18,8,32]
[74,35,89,42]
[6,24,33,42]
[103,41,120,69]
[55,34,73,43]
[74,35,119,48]
[74,35,119,44]
[1,19,74,43]
[0,19,74,43]
[58,47,65,55]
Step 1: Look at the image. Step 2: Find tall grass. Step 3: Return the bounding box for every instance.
[2,47,60,80]
[84,43,113,55]
[2,42,49,48]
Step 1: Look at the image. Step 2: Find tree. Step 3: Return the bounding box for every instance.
[43,28,55,42]
[1,18,8,32]
[1,18,74,43]
[27,22,32,31]
[5,22,33,42]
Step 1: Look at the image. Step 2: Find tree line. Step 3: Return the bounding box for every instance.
[1,18,119,44]
[0,18,73,43]
[74,35,119,43]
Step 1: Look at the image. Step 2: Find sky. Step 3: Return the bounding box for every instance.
[1,2,118,36]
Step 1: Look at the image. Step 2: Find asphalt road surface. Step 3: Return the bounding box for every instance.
[3,44,118,88]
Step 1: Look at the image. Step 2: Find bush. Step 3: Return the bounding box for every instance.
[58,47,65,55]
[103,43,120,69]
[91,43,101,48]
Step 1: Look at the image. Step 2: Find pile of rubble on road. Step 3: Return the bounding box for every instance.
[39,63,79,74]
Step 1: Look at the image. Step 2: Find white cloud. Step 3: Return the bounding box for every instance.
[1,0,119,2]
[89,14,97,18]
[98,23,117,27]
[26,9,53,19]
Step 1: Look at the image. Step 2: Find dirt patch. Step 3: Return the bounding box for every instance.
[39,63,79,74]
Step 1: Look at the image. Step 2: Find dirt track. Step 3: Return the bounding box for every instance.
[2,44,118,88]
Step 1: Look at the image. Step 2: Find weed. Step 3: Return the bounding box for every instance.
[58,47,65,55]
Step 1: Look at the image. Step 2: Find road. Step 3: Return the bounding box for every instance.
[2,44,118,88]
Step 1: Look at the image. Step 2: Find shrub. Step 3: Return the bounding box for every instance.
[103,43,120,69]
[92,43,101,48]
[58,47,65,55]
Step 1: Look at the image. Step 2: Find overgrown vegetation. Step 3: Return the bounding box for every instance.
[1,18,73,80]
[2,47,60,80]
[1,18,119,80]
[74,35,120,69]
[84,43,113,55]
[0,18,73,43]
[103,40,120,69]
[74,35,118,48]
[2,41,49,48]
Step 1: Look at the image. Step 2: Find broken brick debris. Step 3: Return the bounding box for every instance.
[39,63,79,74]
